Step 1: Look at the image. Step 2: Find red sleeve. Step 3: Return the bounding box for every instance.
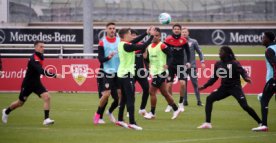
[180,37,187,45]
[98,40,104,47]
[161,43,167,50]
[165,36,171,44]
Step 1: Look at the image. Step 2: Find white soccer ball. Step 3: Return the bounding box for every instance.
[159,13,171,25]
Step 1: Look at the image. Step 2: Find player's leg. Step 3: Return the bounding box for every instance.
[231,86,262,125]
[116,77,128,128]
[159,82,181,120]
[97,76,107,123]
[136,70,149,115]
[190,68,202,106]
[106,79,119,123]
[198,87,229,129]
[144,74,159,119]
[183,69,191,106]
[1,86,29,124]
[252,79,275,131]
[165,67,175,112]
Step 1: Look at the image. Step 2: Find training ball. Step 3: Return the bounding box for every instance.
[159,13,171,24]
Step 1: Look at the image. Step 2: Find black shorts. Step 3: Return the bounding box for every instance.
[98,72,120,91]
[19,82,47,102]
[167,65,188,82]
[151,71,168,88]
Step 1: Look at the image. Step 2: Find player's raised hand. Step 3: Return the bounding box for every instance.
[149,26,156,36]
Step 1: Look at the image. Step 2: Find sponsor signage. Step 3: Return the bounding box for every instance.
[0,58,266,94]
[0,28,275,45]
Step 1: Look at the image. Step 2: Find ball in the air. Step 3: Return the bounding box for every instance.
[159,13,171,24]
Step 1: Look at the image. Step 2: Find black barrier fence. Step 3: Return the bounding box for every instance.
[0,28,276,45]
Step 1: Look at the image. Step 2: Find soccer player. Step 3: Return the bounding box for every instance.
[1,40,62,125]
[252,32,276,132]
[94,22,120,125]
[143,27,181,120]
[181,28,205,106]
[197,46,262,129]
[115,27,155,130]
[131,29,149,116]
[164,24,191,113]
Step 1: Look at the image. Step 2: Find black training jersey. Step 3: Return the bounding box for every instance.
[164,35,190,65]
[22,52,56,85]
[203,60,249,88]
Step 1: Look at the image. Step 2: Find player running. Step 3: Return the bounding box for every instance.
[143,27,181,120]
[252,32,276,132]
[164,24,191,113]
[197,46,262,129]
[94,22,120,125]
[2,40,62,125]
[115,27,155,130]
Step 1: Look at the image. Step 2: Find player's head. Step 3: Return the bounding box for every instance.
[181,27,189,38]
[119,28,132,41]
[34,40,45,53]
[106,22,116,38]
[152,27,161,43]
[219,46,236,62]
[172,24,182,35]
[131,29,139,39]
[262,32,275,47]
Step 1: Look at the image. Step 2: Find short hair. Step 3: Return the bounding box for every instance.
[130,29,139,35]
[182,27,189,31]
[220,46,236,61]
[106,22,115,27]
[155,27,161,34]
[172,24,181,29]
[264,32,275,42]
[118,28,131,39]
[34,40,44,47]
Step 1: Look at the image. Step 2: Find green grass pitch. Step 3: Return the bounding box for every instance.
[0,93,275,143]
[0,46,274,143]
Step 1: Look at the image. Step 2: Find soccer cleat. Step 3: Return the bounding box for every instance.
[252,125,268,132]
[43,118,54,126]
[197,101,204,106]
[184,101,188,106]
[165,105,172,113]
[144,112,155,120]
[93,113,100,125]
[178,103,185,112]
[138,109,147,116]
[2,109,8,124]
[171,109,181,120]
[197,122,212,129]
[115,121,129,129]
[128,124,143,130]
[106,110,116,123]
[98,119,106,124]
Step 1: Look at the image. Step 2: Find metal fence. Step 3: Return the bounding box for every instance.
[6,0,276,23]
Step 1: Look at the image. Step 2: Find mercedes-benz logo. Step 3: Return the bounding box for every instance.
[0,29,5,44]
[212,29,225,45]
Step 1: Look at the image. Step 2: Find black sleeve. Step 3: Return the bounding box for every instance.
[30,59,56,78]
[184,43,191,63]
[234,61,249,80]
[124,36,154,52]
[144,51,150,71]
[162,47,173,67]
[203,62,219,88]
[266,48,276,66]
[98,46,110,63]
[130,33,147,44]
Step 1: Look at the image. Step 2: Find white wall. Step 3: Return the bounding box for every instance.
[0,0,8,23]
